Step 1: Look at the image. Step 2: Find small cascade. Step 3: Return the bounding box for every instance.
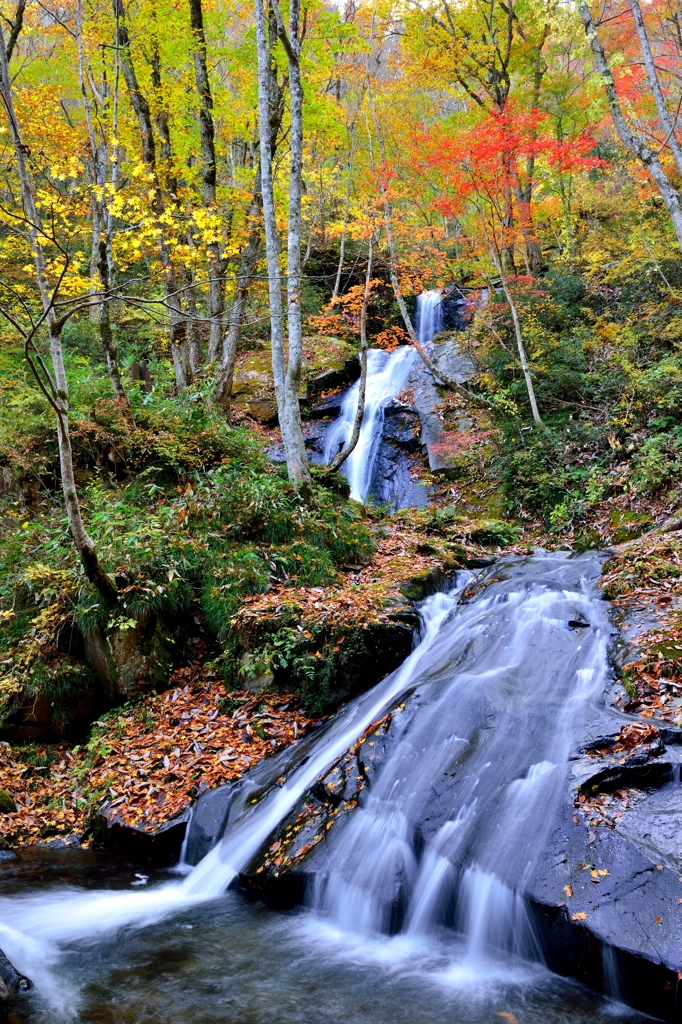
[323,346,417,502]
[311,555,610,958]
[415,289,445,345]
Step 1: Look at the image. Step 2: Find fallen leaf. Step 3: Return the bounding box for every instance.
[572,912,587,921]
[563,885,573,898]
[494,1015,518,1023]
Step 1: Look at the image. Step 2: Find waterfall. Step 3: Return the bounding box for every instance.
[0,553,612,1006]
[415,289,445,345]
[323,346,417,502]
[311,556,610,953]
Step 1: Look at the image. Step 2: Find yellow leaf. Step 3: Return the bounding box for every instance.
[563,885,573,898]
[597,869,609,876]
[572,912,587,920]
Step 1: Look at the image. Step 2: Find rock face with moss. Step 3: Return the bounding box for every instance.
[225,517,502,714]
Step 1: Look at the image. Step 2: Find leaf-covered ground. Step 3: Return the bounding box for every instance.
[0,661,314,848]
[600,530,682,723]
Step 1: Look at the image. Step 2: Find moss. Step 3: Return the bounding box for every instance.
[0,788,16,813]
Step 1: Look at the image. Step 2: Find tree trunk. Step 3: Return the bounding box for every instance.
[113,0,192,388]
[332,130,356,298]
[328,235,372,472]
[97,239,131,419]
[279,0,312,494]
[215,180,263,415]
[630,0,682,178]
[486,239,542,424]
[77,0,131,409]
[189,0,224,363]
[0,23,118,608]
[579,1,682,253]
[255,0,312,495]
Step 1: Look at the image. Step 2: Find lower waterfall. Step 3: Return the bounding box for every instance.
[0,552,627,1022]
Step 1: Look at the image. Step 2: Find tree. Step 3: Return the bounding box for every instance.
[0,22,118,608]
[75,0,131,417]
[418,105,602,422]
[254,0,311,495]
[113,0,192,390]
[579,0,682,253]
[188,0,224,364]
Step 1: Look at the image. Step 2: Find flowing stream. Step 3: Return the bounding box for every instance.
[0,553,650,1022]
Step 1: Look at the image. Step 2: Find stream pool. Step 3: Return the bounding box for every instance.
[2,848,648,1024]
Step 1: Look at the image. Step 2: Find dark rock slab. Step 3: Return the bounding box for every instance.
[92,807,190,865]
[309,384,354,420]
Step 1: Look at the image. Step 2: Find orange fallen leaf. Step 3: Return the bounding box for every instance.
[495,1015,518,1023]
[572,912,587,921]
[655,917,662,924]
[563,885,573,898]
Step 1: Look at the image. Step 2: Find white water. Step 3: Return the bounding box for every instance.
[311,555,610,960]
[0,576,473,990]
[323,346,417,501]
[322,290,444,503]
[415,289,444,345]
[0,554,617,1018]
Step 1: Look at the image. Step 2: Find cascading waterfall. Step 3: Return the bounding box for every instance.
[0,553,613,1015]
[322,289,445,503]
[311,554,610,963]
[322,346,417,502]
[415,289,445,345]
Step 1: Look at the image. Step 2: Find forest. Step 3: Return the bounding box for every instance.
[1,0,682,1019]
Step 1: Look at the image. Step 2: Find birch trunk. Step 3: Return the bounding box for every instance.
[630,0,682,178]
[0,24,118,607]
[486,239,542,424]
[279,0,312,493]
[579,1,682,253]
[255,0,311,494]
[189,0,224,363]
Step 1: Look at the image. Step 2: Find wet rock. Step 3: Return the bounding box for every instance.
[0,945,31,1015]
[309,386,353,420]
[380,401,422,451]
[92,806,189,865]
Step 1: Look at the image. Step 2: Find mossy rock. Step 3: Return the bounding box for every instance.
[0,789,16,814]
[107,616,182,698]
